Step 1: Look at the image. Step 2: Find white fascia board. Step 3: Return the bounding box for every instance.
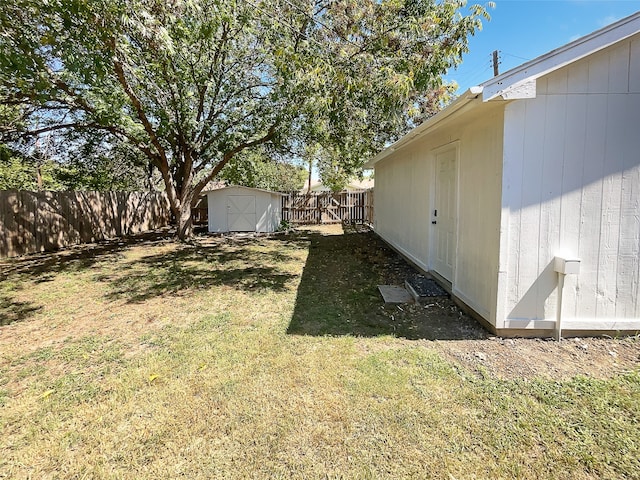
[497,79,537,100]
[364,86,483,168]
[482,11,640,101]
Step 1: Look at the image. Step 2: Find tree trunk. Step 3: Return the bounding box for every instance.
[177,199,193,240]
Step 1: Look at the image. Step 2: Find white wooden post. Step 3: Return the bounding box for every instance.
[554,256,581,341]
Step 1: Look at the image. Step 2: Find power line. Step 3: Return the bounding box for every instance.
[451,59,492,78]
[458,65,492,85]
[502,52,532,62]
[450,53,493,78]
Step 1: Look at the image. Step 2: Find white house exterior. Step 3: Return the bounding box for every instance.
[204,186,284,233]
[366,12,640,337]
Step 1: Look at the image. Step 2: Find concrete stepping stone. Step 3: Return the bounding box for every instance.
[378,285,414,304]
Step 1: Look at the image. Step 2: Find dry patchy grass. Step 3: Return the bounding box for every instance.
[0,225,639,479]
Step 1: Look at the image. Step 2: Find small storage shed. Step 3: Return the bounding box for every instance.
[366,12,640,337]
[204,186,284,233]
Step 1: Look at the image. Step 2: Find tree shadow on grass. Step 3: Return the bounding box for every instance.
[287,226,489,341]
[0,294,43,326]
[0,229,299,318]
[96,237,300,303]
[0,229,175,280]
[0,230,175,326]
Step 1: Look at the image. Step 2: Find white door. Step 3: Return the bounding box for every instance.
[227,195,256,231]
[433,148,457,282]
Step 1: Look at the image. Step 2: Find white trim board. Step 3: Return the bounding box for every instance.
[503,318,640,331]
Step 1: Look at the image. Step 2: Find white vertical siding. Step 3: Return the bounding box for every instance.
[375,144,434,273]
[207,190,229,232]
[558,95,588,320]
[496,98,526,328]
[615,93,640,318]
[454,113,503,321]
[374,107,503,325]
[577,94,608,319]
[499,35,640,331]
[255,190,281,233]
[516,98,548,319]
[207,187,281,233]
[630,36,640,92]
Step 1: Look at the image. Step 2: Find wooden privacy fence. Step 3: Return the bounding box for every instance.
[281,190,373,225]
[0,190,171,258]
[191,194,209,225]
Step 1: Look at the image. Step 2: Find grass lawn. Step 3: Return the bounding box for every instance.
[1,225,639,479]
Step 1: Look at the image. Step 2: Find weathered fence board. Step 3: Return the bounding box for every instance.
[0,190,170,258]
[281,190,373,225]
[190,195,209,226]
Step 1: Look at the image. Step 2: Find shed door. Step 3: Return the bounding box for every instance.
[433,148,457,282]
[227,195,256,231]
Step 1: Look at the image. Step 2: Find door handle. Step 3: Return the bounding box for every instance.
[431,221,437,224]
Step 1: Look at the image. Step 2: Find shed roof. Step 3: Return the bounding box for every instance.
[365,10,640,168]
[202,185,287,196]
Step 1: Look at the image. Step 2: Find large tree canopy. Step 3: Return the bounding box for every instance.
[0,0,489,238]
[220,146,308,191]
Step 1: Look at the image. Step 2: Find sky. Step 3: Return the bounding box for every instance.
[447,0,640,93]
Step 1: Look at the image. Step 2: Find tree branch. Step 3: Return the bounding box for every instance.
[196,23,229,124]
[110,40,181,213]
[199,108,267,155]
[110,41,169,166]
[20,122,97,137]
[193,122,278,200]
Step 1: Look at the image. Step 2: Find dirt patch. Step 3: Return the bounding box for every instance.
[433,336,640,380]
[337,224,640,380]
